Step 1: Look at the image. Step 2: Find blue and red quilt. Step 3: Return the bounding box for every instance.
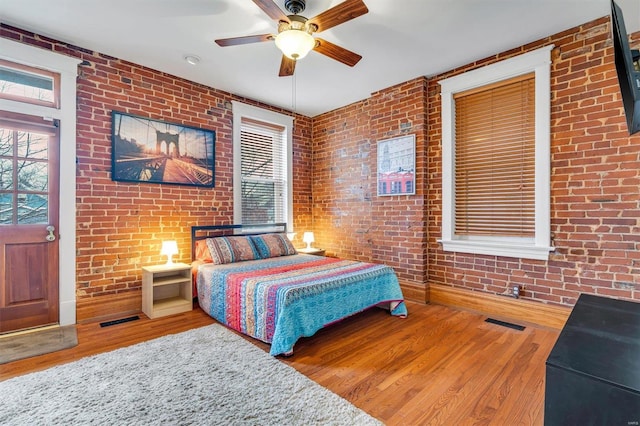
[196,254,407,355]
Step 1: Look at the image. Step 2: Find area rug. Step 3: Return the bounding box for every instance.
[0,325,78,364]
[0,324,381,425]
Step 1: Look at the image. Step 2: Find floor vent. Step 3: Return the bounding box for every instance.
[485,318,525,331]
[100,316,140,328]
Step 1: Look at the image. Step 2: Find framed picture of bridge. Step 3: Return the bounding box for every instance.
[111,111,215,187]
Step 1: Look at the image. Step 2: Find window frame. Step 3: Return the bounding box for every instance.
[232,101,294,232]
[438,45,554,260]
[0,58,60,108]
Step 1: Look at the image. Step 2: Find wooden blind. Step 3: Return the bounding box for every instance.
[240,117,286,225]
[454,73,535,237]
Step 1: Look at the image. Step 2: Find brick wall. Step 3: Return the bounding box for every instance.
[315,17,640,306]
[312,100,374,260]
[1,25,313,319]
[428,17,640,306]
[3,13,639,319]
[313,79,429,301]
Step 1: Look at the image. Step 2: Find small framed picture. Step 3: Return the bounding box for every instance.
[377,134,415,196]
[111,111,215,187]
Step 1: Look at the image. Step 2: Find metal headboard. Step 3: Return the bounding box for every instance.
[191,223,288,260]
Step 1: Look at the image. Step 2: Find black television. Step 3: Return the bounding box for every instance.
[611,0,640,135]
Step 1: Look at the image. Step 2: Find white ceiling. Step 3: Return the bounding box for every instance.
[1,0,638,117]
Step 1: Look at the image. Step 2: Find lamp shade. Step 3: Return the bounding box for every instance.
[160,240,178,265]
[275,29,315,60]
[302,232,314,249]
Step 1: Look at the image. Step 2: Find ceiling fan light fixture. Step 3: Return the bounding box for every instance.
[214,0,368,76]
[275,29,315,60]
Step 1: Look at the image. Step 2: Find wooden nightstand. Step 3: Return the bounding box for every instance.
[298,247,325,256]
[142,263,192,319]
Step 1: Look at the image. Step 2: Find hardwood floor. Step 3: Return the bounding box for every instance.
[0,301,559,425]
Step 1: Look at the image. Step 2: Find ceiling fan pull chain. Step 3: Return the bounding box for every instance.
[292,72,297,112]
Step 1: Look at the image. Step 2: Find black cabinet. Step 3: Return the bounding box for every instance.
[544,294,640,425]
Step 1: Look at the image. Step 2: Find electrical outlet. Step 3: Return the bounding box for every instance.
[512,285,521,298]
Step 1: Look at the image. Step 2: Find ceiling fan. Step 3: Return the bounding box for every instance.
[215,0,368,77]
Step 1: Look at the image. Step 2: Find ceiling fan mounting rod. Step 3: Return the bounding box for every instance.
[284,0,306,15]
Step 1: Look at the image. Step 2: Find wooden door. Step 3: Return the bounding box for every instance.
[0,112,60,333]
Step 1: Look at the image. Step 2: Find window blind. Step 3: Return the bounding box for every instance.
[240,117,286,225]
[454,73,535,237]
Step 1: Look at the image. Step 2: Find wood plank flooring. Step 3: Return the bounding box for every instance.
[0,301,559,425]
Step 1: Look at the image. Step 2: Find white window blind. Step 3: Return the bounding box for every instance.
[240,117,286,224]
[232,101,293,230]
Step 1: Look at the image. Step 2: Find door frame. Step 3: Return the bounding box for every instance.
[0,38,81,326]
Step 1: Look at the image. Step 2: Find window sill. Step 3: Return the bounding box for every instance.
[439,239,553,261]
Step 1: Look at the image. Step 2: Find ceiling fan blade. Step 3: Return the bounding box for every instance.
[313,38,362,67]
[215,34,273,47]
[279,56,296,77]
[252,0,289,22]
[308,0,368,33]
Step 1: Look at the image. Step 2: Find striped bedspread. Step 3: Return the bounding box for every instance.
[196,254,407,356]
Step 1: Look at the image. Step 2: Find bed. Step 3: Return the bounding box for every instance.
[191,223,408,356]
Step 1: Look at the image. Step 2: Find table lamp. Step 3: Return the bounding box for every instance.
[302,232,314,250]
[160,240,178,265]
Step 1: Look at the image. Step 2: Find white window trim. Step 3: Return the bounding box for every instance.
[0,38,81,325]
[438,45,554,260]
[231,101,294,232]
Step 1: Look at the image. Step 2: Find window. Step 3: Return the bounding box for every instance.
[455,73,535,237]
[439,45,553,260]
[0,113,58,225]
[0,59,59,108]
[232,101,293,231]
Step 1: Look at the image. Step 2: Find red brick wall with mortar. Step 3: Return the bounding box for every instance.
[426,17,640,305]
[312,78,429,301]
[369,78,429,300]
[1,25,313,319]
[312,100,374,261]
[4,14,639,316]
[313,17,640,306]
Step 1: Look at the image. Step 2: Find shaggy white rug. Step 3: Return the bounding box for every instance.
[0,324,381,425]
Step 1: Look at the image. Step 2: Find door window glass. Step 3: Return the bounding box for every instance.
[0,120,56,224]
